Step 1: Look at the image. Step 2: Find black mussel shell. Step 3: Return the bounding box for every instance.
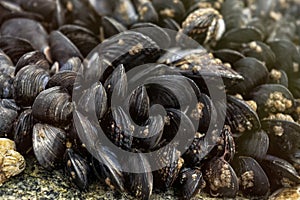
[153,145,184,190]
[203,157,239,198]
[46,70,77,95]
[225,95,261,136]
[15,51,50,75]
[232,156,270,198]
[152,0,185,23]
[60,57,82,72]
[229,57,269,96]
[13,64,50,107]
[220,0,245,31]
[49,30,83,67]
[259,155,300,191]
[78,82,107,120]
[112,0,138,27]
[0,99,18,138]
[59,24,100,57]
[64,148,91,190]
[261,119,300,164]
[32,123,66,170]
[13,109,34,155]
[123,152,153,200]
[248,84,295,118]
[0,73,14,98]
[101,16,127,39]
[241,41,276,70]
[0,18,49,58]
[0,36,34,64]
[132,0,158,23]
[128,85,150,125]
[235,130,269,160]
[289,77,300,99]
[32,86,73,127]
[175,167,206,200]
[268,69,289,88]
[213,49,245,65]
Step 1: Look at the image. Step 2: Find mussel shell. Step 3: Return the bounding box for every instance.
[78,82,107,120]
[128,85,149,126]
[0,36,34,64]
[64,148,91,190]
[232,156,270,198]
[248,84,295,118]
[229,57,269,96]
[225,95,261,135]
[123,152,153,200]
[32,86,73,127]
[212,49,245,65]
[175,167,206,200]
[203,157,239,198]
[49,30,83,67]
[259,155,300,191]
[112,0,138,27]
[235,130,269,160]
[46,70,77,95]
[59,24,100,57]
[152,0,185,23]
[32,123,66,170]
[0,18,49,55]
[15,51,50,75]
[132,0,158,23]
[101,16,127,39]
[13,64,50,107]
[261,119,300,163]
[13,109,34,155]
[0,73,14,98]
[0,99,18,138]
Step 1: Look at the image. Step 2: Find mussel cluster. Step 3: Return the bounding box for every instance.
[0,0,300,199]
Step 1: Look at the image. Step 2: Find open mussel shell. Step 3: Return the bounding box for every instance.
[101,16,127,39]
[261,119,300,163]
[232,156,270,198]
[228,57,269,96]
[0,36,34,64]
[15,51,50,75]
[225,95,261,136]
[153,145,184,190]
[0,99,18,138]
[203,157,239,198]
[259,155,300,191]
[174,167,206,200]
[59,24,100,57]
[64,148,91,191]
[49,30,83,67]
[212,49,245,65]
[32,86,73,127]
[78,82,107,120]
[235,130,269,160]
[46,70,77,95]
[13,109,34,155]
[0,18,50,58]
[32,123,66,170]
[123,152,153,200]
[248,84,295,118]
[13,64,50,107]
